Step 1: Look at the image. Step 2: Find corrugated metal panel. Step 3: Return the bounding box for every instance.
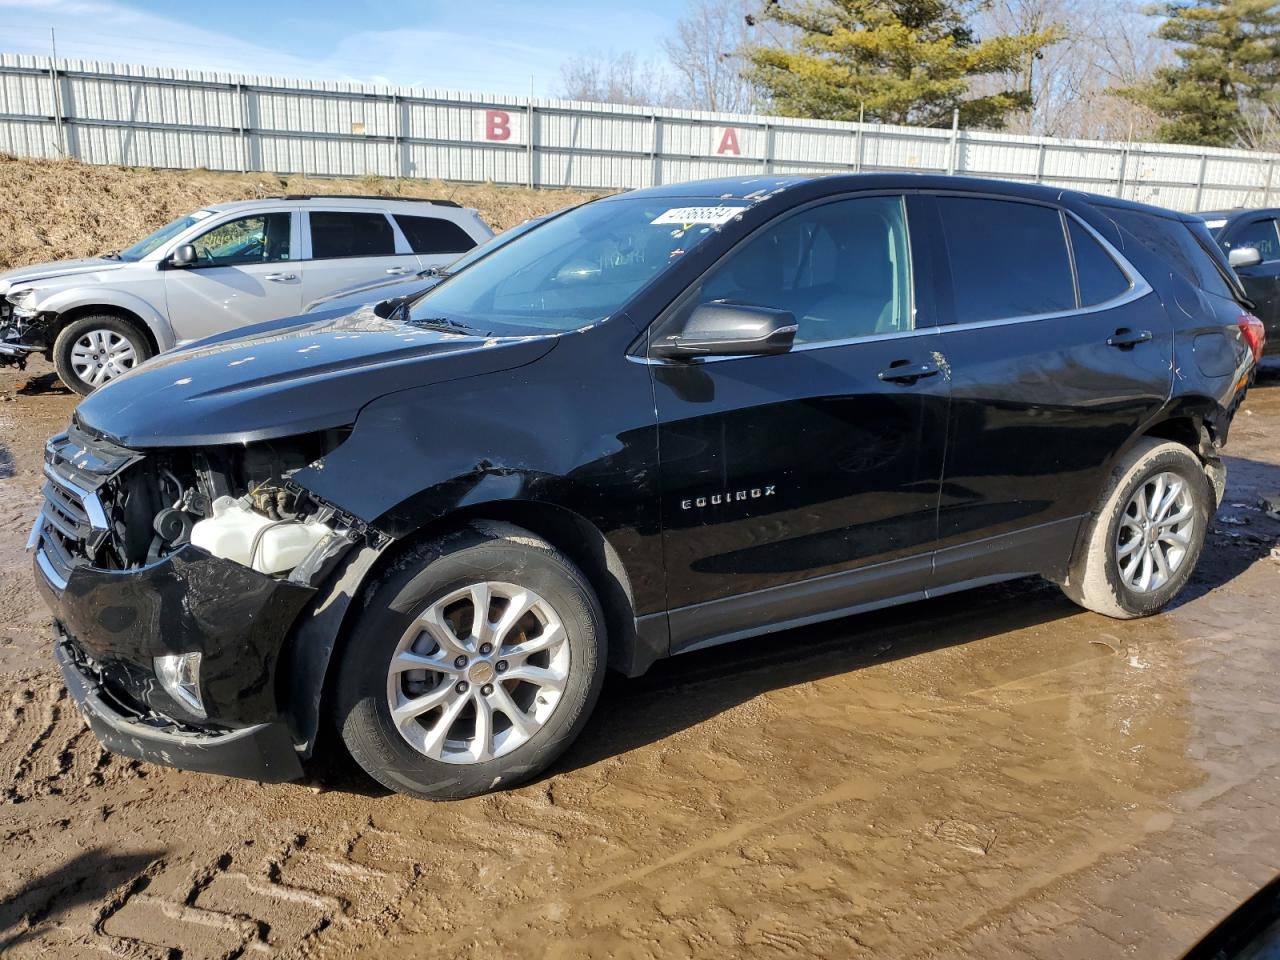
[0,53,1277,211]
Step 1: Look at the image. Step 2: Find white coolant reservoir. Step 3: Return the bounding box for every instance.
[190,496,331,575]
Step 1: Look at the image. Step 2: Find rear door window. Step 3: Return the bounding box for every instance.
[394,215,477,255]
[1067,218,1131,306]
[936,197,1075,323]
[308,211,396,259]
[1228,218,1280,262]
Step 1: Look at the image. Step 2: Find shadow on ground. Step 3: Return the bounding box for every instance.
[15,371,71,397]
[0,848,164,952]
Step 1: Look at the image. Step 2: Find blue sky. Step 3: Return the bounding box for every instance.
[1,0,687,96]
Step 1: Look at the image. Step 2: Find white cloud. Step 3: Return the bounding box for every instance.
[0,0,677,97]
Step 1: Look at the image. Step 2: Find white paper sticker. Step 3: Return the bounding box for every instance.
[651,206,744,226]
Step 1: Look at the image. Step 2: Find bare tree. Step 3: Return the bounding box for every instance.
[557,50,673,106]
[661,0,758,113]
[977,0,1166,140]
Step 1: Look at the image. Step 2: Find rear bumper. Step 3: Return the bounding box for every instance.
[54,640,303,782]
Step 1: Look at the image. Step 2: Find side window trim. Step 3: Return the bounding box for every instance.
[1061,210,1083,310]
[635,191,926,363]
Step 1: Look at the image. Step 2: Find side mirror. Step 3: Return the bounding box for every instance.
[169,243,198,268]
[650,302,797,361]
[1229,246,1263,269]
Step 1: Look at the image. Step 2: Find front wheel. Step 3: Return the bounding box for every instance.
[1062,438,1213,619]
[335,522,606,800]
[53,314,152,395]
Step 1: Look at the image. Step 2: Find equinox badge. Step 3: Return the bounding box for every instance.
[681,485,776,510]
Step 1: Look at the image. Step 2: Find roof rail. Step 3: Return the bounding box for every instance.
[269,194,462,208]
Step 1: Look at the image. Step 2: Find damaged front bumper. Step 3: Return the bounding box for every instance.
[0,311,49,365]
[34,540,318,783]
[54,639,303,782]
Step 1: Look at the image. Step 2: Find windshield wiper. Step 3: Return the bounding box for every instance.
[404,313,490,336]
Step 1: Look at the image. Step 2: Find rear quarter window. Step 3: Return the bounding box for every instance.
[395,214,478,255]
[1067,218,1131,306]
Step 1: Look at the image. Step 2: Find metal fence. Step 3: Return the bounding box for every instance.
[2,52,1278,212]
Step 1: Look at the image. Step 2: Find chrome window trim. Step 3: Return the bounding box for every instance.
[631,198,1153,367]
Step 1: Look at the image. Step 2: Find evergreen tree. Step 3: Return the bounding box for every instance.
[1123,0,1280,146]
[744,0,1060,128]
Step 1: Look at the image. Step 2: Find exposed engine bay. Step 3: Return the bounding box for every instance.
[39,418,373,586]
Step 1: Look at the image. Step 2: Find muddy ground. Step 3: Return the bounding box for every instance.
[1,358,1279,960]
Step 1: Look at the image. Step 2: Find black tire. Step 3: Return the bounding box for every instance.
[1062,438,1213,619]
[334,521,606,800]
[53,313,152,396]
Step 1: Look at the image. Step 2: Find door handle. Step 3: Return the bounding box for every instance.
[1106,328,1152,348]
[878,360,940,384]
[264,272,297,282]
[385,267,412,276]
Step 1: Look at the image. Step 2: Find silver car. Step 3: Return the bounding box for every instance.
[0,195,492,394]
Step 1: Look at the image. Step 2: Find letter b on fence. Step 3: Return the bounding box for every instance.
[485,110,511,142]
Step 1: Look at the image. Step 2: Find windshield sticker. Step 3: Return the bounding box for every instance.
[651,206,743,227]
[191,210,214,220]
[1204,219,1227,229]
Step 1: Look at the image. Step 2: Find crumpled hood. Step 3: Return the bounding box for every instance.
[0,257,124,294]
[75,306,558,448]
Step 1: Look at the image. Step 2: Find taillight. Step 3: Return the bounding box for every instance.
[1238,313,1266,363]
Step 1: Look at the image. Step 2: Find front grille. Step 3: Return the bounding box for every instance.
[34,422,142,590]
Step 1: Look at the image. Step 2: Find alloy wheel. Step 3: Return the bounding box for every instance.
[385,581,570,764]
[1116,471,1195,593]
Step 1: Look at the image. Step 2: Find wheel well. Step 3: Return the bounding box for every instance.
[1139,413,1225,504]
[359,501,642,675]
[54,305,159,356]
[1142,415,1201,453]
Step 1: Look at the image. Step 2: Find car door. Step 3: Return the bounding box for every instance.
[1222,216,1280,336]
[649,194,950,653]
[301,209,422,304]
[923,193,1173,586]
[163,210,301,343]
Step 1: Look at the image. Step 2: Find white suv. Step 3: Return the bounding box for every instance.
[0,196,492,394]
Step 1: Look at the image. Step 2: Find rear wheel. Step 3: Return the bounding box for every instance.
[1062,438,1213,618]
[53,314,151,395]
[335,523,606,800]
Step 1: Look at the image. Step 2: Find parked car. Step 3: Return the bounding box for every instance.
[0,195,491,394]
[1199,207,1279,355]
[31,174,1261,800]
[303,213,554,315]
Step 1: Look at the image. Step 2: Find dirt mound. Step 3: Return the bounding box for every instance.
[0,155,603,271]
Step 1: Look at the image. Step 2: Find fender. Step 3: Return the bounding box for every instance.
[37,285,177,351]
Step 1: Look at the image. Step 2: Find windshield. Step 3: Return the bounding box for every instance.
[117,211,212,261]
[406,196,747,334]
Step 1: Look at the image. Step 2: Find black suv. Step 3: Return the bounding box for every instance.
[1199,207,1280,354]
[32,175,1262,800]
